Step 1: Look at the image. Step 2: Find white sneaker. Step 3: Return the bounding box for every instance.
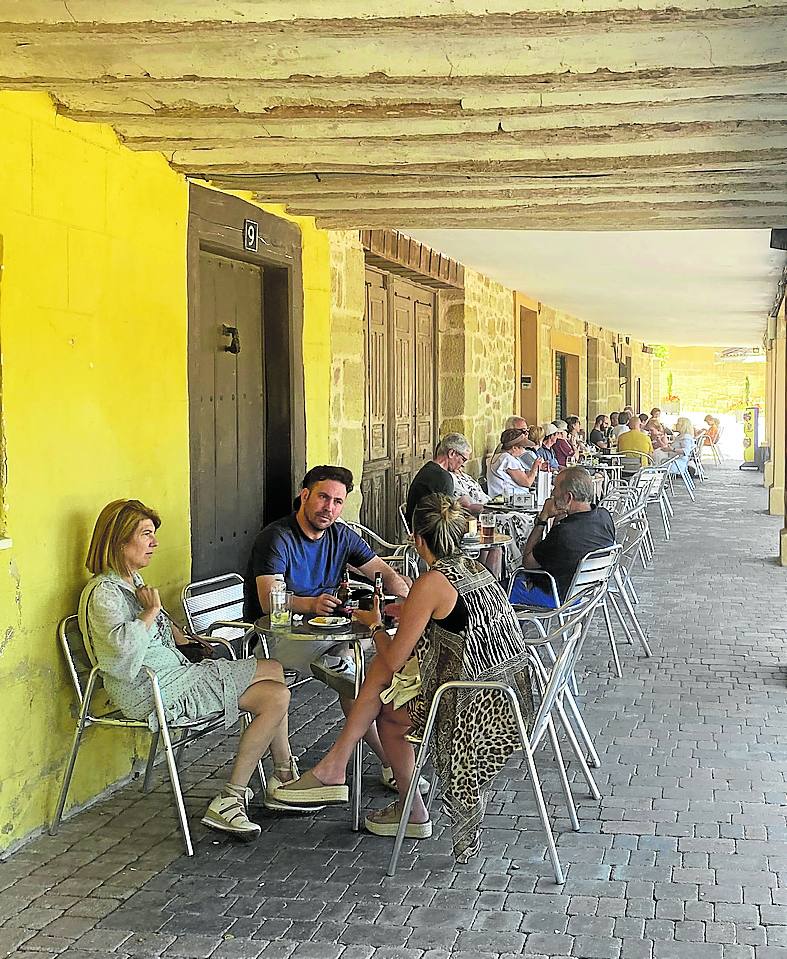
[263,757,324,814]
[381,766,430,796]
[310,654,356,695]
[201,788,261,840]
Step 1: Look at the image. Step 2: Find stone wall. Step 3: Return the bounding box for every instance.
[531,303,661,427]
[437,269,515,477]
[658,345,766,417]
[327,230,367,519]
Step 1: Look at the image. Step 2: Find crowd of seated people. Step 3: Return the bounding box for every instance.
[77,401,716,856]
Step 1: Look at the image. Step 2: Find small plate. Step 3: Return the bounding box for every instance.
[308,616,350,628]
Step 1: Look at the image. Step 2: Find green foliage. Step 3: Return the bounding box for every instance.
[651,344,669,360]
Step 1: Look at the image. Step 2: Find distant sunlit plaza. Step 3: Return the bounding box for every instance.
[0,3,786,959]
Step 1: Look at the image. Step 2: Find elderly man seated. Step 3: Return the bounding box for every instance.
[510,467,616,607]
[405,433,484,525]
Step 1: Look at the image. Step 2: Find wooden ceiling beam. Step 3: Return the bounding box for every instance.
[6,0,785,25]
[8,66,784,119]
[313,206,787,230]
[157,124,787,170]
[263,189,787,216]
[108,96,787,142]
[217,168,787,199]
[0,16,782,83]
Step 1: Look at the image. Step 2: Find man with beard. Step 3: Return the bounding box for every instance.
[244,465,415,795]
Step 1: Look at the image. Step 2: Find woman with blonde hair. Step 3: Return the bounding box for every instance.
[273,493,534,862]
[668,417,696,476]
[80,499,304,840]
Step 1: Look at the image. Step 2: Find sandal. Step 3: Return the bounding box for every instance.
[364,800,432,839]
[264,756,322,813]
[272,769,348,806]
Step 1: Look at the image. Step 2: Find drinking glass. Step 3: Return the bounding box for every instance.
[480,512,495,543]
[270,589,293,629]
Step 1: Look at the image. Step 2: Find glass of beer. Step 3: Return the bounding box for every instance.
[480,512,495,543]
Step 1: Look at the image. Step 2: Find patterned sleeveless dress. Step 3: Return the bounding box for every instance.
[408,554,534,862]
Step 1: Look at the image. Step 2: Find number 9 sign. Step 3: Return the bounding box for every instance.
[243,218,259,252]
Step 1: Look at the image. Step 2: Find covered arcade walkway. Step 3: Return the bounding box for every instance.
[0,463,785,959]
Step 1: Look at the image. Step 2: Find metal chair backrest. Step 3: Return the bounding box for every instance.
[566,543,621,599]
[58,614,97,709]
[629,466,660,499]
[344,520,419,581]
[182,573,246,636]
[527,584,606,748]
[615,516,648,573]
[398,502,412,537]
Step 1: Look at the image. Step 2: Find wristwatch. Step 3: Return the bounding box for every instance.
[534,517,548,527]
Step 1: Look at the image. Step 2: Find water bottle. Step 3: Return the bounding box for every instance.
[270,574,289,628]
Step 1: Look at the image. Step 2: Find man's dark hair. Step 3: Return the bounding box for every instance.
[293,465,354,509]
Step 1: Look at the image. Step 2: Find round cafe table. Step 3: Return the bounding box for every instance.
[255,614,374,831]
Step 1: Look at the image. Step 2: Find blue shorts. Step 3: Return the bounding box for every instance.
[509,581,558,609]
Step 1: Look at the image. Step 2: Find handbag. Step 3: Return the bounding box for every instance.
[160,608,219,663]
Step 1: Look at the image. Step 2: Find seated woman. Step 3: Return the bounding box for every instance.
[273,494,534,863]
[486,428,543,498]
[668,417,696,474]
[700,414,720,444]
[520,425,544,468]
[649,422,672,464]
[565,415,584,455]
[535,424,561,471]
[80,499,304,840]
[588,414,610,451]
[551,420,575,467]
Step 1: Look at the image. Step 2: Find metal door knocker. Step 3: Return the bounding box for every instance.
[222,324,241,354]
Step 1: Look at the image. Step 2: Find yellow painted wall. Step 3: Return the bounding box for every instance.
[659,345,766,415]
[0,91,190,849]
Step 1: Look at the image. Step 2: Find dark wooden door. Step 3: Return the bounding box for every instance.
[191,251,265,578]
[360,269,390,538]
[555,352,567,420]
[391,281,416,534]
[361,269,435,541]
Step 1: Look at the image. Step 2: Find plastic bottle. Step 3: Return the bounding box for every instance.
[270,574,288,627]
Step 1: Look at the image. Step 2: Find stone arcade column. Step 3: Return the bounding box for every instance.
[777,300,787,565]
[768,304,786,520]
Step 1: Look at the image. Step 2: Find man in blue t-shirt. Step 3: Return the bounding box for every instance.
[244,465,415,793]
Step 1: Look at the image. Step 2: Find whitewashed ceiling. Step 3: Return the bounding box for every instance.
[409,228,787,345]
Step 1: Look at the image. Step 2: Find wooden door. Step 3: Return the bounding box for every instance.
[360,269,390,537]
[414,298,435,477]
[391,281,416,534]
[361,270,435,542]
[191,251,265,579]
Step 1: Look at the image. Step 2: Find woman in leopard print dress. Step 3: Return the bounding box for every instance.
[275,493,534,862]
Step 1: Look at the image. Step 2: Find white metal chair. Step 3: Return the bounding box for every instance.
[509,544,622,762]
[609,515,653,659]
[398,502,412,538]
[345,520,419,582]
[50,615,232,856]
[387,583,608,884]
[182,572,262,658]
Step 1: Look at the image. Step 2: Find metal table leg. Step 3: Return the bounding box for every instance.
[351,639,365,831]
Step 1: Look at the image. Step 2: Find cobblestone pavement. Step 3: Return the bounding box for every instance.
[1,463,786,959]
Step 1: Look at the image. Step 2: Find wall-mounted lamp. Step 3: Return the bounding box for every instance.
[612,335,622,365]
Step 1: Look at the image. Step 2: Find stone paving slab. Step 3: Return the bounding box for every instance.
[0,463,785,958]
